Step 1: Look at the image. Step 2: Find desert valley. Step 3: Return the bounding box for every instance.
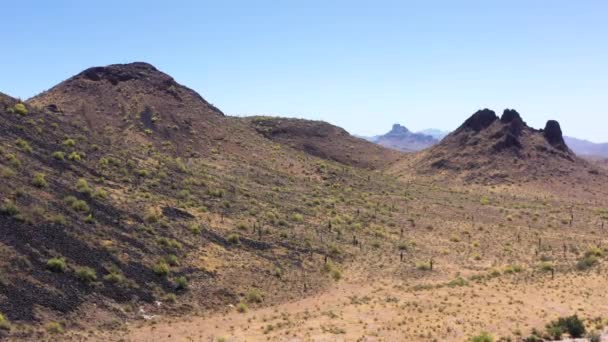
[0,62,607,342]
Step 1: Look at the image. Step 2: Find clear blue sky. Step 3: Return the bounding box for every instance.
[2,1,607,142]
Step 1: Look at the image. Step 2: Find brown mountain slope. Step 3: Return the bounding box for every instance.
[248,116,402,169]
[389,109,605,184]
[27,62,229,154]
[0,63,405,338]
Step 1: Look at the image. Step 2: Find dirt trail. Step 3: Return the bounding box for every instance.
[107,270,608,342]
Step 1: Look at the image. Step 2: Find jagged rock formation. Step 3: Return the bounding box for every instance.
[389,109,601,184]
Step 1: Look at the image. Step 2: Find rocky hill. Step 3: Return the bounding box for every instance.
[0,63,402,338]
[389,109,604,184]
[248,116,402,168]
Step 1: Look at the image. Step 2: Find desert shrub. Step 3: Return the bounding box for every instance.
[469,332,494,342]
[15,138,32,152]
[66,198,89,212]
[62,138,76,147]
[76,178,93,196]
[236,302,248,313]
[32,173,48,188]
[0,313,10,331]
[93,188,108,199]
[292,213,304,222]
[49,214,67,225]
[546,315,586,338]
[322,261,342,281]
[153,261,170,276]
[174,276,188,290]
[0,200,19,216]
[585,247,603,258]
[246,288,263,303]
[144,207,161,223]
[68,151,81,161]
[13,103,28,115]
[165,254,179,266]
[157,237,182,250]
[416,261,432,271]
[6,153,21,168]
[188,222,201,234]
[45,322,64,334]
[76,267,97,284]
[504,264,523,274]
[46,257,67,272]
[539,261,554,272]
[236,222,247,231]
[51,151,65,160]
[103,269,125,284]
[576,255,599,271]
[227,233,240,245]
[447,277,468,287]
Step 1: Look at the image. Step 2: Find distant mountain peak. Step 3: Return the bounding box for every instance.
[386,123,411,136]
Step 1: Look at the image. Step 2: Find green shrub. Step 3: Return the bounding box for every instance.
[76,178,93,195]
[416,261,432,271]
[447,277,468,287]
[46,257,67,272]
[0,313,10,331]
[32,173,48,188]
[63,138,76,147]
[16,138,32,152]
[236,302,248,313]
[67,151,81,161]
[76,267,97,284]
[165,254,180,266]
[539,261,554,272]
[546,315,586,338]
[0,200,19,216]
[153,261,170,276]
[174,276,188,290]
[188,222,201,234]
[157,237,182,250]
[227,233,240,245]
[103,270,125,284]
[246,288,263,303]
[13,103,28,115]
[504,264,523,274]
[45,322,64,334]
[52,151,65,160]
[66,197,90,212]
[469,332,494,342]
[585,247,603,258]
[292,213,304,222]
[93,188,108,199]
[576,255,599,271]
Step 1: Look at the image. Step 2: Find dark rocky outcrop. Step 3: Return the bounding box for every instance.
[461,109,498,132]
[544,120,567,151]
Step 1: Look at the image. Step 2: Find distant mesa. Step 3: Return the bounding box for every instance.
[372,123,438,152]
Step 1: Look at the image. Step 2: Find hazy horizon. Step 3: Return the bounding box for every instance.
[2,0,607,142]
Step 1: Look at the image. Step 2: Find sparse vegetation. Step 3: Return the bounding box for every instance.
[46,257,67,272]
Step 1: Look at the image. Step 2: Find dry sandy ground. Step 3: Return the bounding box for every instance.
[96,267,608,342]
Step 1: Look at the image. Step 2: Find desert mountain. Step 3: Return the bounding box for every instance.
[0,62,408,336]
[372,124,438,152]
[390,109,604,184]
[27,62,229,154]
[564,136,608,157]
